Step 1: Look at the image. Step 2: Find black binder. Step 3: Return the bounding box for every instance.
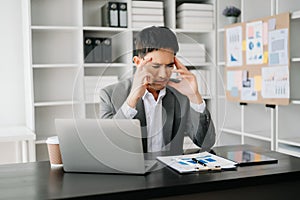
[84,37,94,63]
[84,37,112,63]
[118,3,127,28]
[102,2,119,27]
[93,38,103,63]
[102,38,112,63]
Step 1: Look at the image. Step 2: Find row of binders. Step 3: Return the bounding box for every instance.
[102,2,127,27]
[84,37,112,63]
[101,1,214,30]
[131,1,164,28]
[84,76,118,102]
[176,3,214,30]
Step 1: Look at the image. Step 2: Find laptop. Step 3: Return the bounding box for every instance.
[55,119,156,174]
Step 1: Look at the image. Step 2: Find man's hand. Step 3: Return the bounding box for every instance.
[127,57,153,108]
[168,57,203,104]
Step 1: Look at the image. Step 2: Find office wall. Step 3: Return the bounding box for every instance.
[0,0,24,163]
[0,0,25,126]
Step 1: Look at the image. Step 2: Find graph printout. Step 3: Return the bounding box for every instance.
[246,21,264,65]
[226,26,243,67]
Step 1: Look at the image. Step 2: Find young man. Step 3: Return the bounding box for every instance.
[99,26,215,155]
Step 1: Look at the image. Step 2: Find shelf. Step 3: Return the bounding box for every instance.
[243,131,271,142]
[278,142,300,158]
[221,129,272,142]
[0,126,36,141]
[278,137,300,147]
[175,29,214,34]
[85,101,100,104]
[83,26,127,32]
[291,100,300,104]
[220,128,242,136]
[84,63,128,68]
[291,10,300,19]
[33,64,79,68]
[291,58,300,62]
[131,28,144,32]
[34,101,80,107]
[35,139,47,145]
[31,26,80,31]
[35,136,51,145]
[277,147,300,158]
[185,62,213,67]
[31,30,80,64]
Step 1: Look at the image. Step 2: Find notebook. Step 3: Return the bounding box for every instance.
[55,119,156,174]
[225,150,278,166]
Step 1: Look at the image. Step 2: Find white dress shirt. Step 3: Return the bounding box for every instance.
[142,88,166,152]
[121,88,206,152]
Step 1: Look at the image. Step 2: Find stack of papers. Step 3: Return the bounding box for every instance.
[132,1,164,28]
[157,151,237,173]
[176,3,214,30]
[84,76,118,102]
[177,43,206,65]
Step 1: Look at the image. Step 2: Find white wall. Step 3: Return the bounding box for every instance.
[0,0,25,164]
[0,0,25,126]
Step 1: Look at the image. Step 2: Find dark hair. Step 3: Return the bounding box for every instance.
[134,26,179,58]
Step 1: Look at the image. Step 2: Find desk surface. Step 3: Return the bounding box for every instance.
[1,145,300,200]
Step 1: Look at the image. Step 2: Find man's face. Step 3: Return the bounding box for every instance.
[140,49,175,91]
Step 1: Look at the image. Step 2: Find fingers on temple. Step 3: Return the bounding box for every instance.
[174,57,188,70]
[139,57,152,68]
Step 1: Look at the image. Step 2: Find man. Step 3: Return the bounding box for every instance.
[100,26,215,155]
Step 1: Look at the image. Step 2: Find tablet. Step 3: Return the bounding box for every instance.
[225,150,278,166]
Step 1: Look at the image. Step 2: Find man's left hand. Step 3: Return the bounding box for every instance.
[168,57,203,104]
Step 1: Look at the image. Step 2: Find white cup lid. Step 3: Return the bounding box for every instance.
[46,136,59,144]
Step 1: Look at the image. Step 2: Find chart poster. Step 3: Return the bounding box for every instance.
[261,66,289,98]
[268,29,289,65]
[246,21,264,65]
[226,26,243,67]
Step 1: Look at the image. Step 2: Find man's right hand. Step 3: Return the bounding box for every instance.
[127,56,152,108]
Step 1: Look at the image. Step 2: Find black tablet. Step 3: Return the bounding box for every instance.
[225,150,278,166]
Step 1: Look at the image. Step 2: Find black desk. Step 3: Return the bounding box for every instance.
[1,145,300,200]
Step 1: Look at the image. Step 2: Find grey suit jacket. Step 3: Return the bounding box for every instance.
[99,79,215,155]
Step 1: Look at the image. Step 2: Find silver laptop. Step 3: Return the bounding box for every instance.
[55,119,156,174]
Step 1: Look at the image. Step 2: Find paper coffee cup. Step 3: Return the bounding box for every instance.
[46,136,63,166]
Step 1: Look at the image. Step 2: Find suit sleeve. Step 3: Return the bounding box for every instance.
[187,106,216,151]
[99,88,137,119]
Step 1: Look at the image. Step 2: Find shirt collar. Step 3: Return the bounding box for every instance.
[142,87,166,101]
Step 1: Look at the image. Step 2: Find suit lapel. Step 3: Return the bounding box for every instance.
[134,87,176,152]
[135,98,148,152]
[162,88,175,146]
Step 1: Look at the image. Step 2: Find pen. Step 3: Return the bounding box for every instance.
[192,158,207,166]
[192,158,222,171]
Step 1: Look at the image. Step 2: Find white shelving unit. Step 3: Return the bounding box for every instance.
[23,0,217,161]
[275,0,300,157]
[216,0,300,157]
